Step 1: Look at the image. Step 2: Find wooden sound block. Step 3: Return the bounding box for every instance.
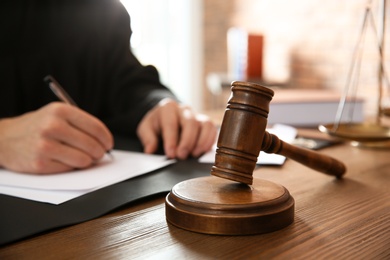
[165,176,294,235]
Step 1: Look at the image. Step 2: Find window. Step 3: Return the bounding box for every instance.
[121,0,203,110]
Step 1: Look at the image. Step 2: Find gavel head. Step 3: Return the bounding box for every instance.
[211,81,274,185]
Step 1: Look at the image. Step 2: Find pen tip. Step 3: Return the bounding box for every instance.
[43,75,53,84]
[107,150,114,160]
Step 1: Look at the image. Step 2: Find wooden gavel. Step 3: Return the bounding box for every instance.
[211,81,346,185]
[166,80,343,235]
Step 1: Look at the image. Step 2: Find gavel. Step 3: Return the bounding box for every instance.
[165,81,347,235]
[211,81,346,185]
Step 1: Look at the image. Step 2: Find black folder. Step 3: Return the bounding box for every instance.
[0,137,213,246]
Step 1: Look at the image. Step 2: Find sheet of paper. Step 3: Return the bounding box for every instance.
[198,124,297,165]
[0,150,175,204]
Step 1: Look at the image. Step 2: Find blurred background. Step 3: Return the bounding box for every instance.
[121,0,390,119]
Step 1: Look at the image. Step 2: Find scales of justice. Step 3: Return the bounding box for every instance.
[165,81,346,235]
[319,0,390,147]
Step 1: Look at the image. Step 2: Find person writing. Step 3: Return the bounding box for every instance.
[0,0,217,174]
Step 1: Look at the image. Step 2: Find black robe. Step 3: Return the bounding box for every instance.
[0,0,176,137]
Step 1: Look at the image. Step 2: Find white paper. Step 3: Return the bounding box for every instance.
[198,124,297,165]
[0,150,175,204]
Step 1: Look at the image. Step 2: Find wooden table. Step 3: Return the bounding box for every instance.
[1,139,389,259]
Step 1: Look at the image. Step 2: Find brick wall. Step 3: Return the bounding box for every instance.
[203,0,390,118]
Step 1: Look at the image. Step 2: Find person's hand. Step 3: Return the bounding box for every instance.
[137,99,217,159]
[0,102,113,174]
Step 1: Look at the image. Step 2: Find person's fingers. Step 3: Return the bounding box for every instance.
[137,99,218,160]
[30,139,94,173]
[29,159,74,175]
[0,103,113,174]
[176,108,200,159]
[39,104,113,170]
[56,104,114,151]
[137,99,180,158]
[39,117,107,160]
[191,116,218,157]
[159,103,179,158]
[137,116,159,154]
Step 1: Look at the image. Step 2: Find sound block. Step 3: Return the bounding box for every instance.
[165,176,294,235]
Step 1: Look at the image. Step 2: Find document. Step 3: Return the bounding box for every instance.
[0,150,175,204]
[199,124,297,165]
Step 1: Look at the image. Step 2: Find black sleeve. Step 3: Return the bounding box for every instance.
[0,0,176,137]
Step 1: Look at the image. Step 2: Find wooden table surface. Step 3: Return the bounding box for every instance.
[1,139,389,259]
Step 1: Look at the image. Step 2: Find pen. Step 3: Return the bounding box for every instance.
[44,75,113,159]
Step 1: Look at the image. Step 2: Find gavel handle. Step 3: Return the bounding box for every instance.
[262,132,346,178]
